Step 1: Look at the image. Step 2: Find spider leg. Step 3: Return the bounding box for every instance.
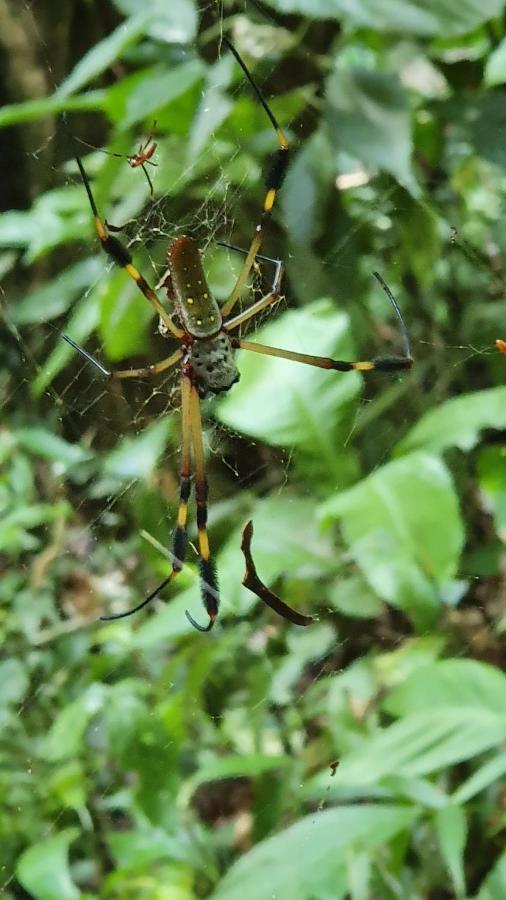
[220,39,289,318]
[62,336,183,379]
[100,372,193,621]
[224,258,284,332]
[231,274,413,371]
[185,383,219,632]
[140,163,154,196]
[67,128,182,339]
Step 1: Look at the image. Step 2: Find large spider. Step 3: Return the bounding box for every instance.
[63,38,413,632]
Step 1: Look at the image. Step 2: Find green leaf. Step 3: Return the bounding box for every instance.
[15,428,93,469]
[325,67,417,193]
[0,90,106,128]
[113,0,198,43]
[435,805,467,898]
[16,829,80,900]
[452,752,506,804]
[384,659,506,718]
[0,659,29,706]
[330,708,506,788]
[105,59,205,129]
[475,850,506,899]
[99,270,153,360]
[33,289,100,396]
[319,453,464,629]
[192,754,292,789]
[56,14,153,98]
[485,36,506,86]
[43,684,106,761]
[103,417,172,481]
[10,258,102,325]
[261,0,506,36]
[397,387,506,455]
[216,300,361,452]
[212,804,417,900]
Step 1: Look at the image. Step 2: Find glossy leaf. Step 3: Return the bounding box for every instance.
[320,453,464,629]
[397,387,506,455]
[217,300,361,449]
[16,829,80,900]
[213,804,417,900]
[261,0,505,35]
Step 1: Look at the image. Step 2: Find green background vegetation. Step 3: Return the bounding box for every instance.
[1,0,505,897]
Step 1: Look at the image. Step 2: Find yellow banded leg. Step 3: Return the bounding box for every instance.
[185,384,219,632]
[99,372,192,621]
[230,339,413,373]
[62,336,183,380]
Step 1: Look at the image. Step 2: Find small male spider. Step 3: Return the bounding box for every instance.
[63,38,412,632]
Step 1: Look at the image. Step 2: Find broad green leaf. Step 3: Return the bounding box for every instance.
[384,659,506,718]
[485,36,506,86]
[105,59,205,129]
[43,684,106,761]
[397,387,506,455]
[0,659,29,706]
[261,0,506,36]
[103,417,172,481]
[33,289,100,396]
[216,300,361,452]
[319,453,464,629]
[325,67,417,193]
[0,90,106,128]
[15,428,93,469]
[99,270,153,360]
[435,805,467,898]
[113,0,198,43]
[212,804,417,900]
[10,258,102,325]
[330,707,506,788]
[56,14,153,98]
[16,829,80,900]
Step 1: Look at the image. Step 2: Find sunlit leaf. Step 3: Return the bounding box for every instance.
[56,15,153,98]
[384,659,506,718]
[320,453,464,629]
[261,0,506,36]
[397,387,506,455]
[213,805,418,900]
[217,300,361,453]
[103,417,172,481]
[17,829,80,900]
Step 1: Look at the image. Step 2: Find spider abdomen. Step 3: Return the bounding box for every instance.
[191,333,239,397]
[168,236,222,339]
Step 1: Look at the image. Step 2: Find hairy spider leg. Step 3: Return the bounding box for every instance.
[230,273,413,372]
[185,383,220,632]
[62,336,183,379]
[220,38,290,318]
[69,136,183,339]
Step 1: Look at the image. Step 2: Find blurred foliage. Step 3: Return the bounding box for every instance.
[1,0,505,897]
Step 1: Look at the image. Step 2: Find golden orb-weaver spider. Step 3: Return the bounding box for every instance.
[63,38,413,632]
